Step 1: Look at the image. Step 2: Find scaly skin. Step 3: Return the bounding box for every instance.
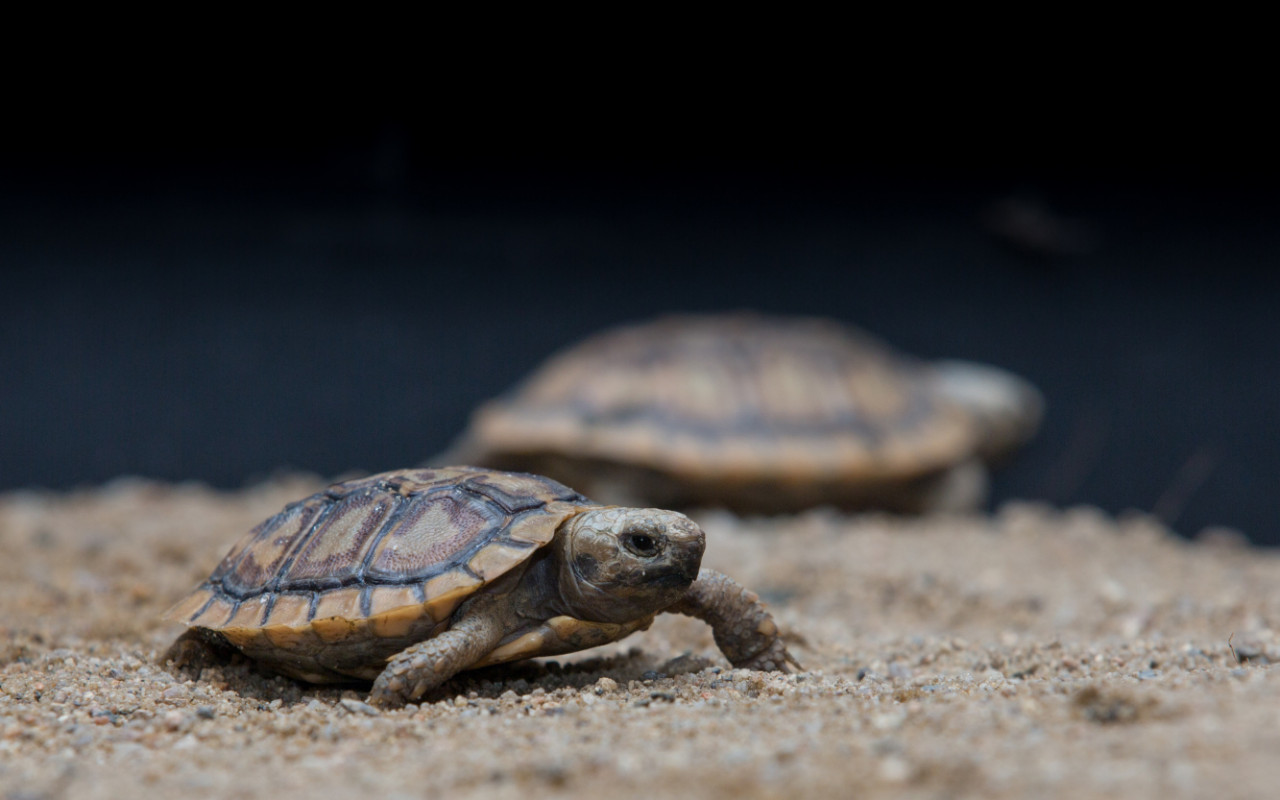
[669,568,799,672]
[369,594,509,707]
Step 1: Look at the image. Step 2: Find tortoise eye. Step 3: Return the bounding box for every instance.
[622,532,662,558]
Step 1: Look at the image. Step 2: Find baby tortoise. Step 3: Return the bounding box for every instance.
[443,312,1042,513]
[163,466,796,707]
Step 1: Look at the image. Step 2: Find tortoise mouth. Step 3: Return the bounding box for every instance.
[610,542,702,590]
[647,568,699,591]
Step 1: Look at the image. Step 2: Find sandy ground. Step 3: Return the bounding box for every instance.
[1,475,1278,799]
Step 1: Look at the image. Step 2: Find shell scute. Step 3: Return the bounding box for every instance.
[421,571,483,622]
[226,596,271,628]
[468,541,536,580]
[363,487,502,582]
[461,468,588,511]
[311,586,364,622]
[188,596,235,628]
[262,593,312,628]
[165,588,214,625]
[282,491,397,588]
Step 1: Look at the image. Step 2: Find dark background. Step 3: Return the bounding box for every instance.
[3,121,1276,543]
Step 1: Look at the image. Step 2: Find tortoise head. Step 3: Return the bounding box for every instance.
[555,506,705,624]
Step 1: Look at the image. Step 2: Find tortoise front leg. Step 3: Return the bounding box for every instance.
[668,568,800,672]
[369,596,509,708]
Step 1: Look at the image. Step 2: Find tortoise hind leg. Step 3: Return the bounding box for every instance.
[369,595,509,708]
[163,628,240,678]
[667,569,800,672]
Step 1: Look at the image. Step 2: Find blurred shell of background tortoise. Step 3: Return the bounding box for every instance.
[441,313,1042,514]
[164,466,793,707]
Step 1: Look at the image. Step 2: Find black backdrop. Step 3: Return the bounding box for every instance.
[3,123,1277,544]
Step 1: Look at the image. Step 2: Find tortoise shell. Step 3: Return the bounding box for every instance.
[163,466,596,682]
[451,313,1039,513]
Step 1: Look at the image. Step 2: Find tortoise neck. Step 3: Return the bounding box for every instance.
[551,519,632,623]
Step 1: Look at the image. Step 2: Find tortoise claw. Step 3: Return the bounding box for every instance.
[734,635,802,673]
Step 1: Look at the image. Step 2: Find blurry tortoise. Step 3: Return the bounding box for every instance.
[441,313,1042,514]
[164,466,796,708]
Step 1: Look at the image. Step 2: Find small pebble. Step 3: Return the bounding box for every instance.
[161,710,186,732]
[339,698,381,716]
[879,756,912,783]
